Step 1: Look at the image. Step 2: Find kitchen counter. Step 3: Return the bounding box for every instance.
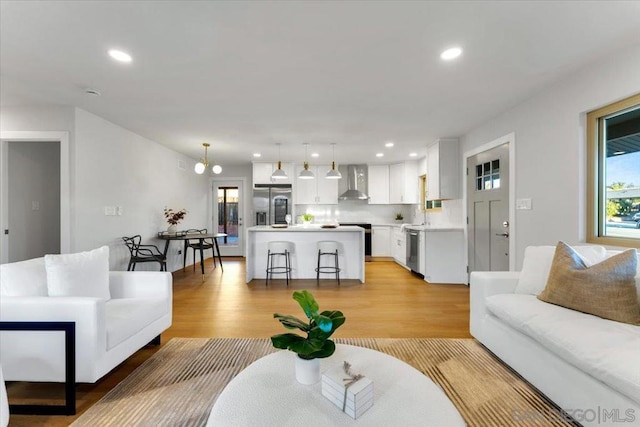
[245,226,365,283]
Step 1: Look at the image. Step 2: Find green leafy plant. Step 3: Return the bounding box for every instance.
[271,290,346,360]
[302,213,314,222]
[395,212,404,220]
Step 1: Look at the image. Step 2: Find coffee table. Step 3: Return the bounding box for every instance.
[207,344,465,426]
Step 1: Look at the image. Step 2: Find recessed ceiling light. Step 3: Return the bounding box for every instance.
[409,152,418,157]
[253,153,261,158]
[385,142,394,148]
[376,153,384,158]
[613,151,626,155]
[440,47,462,61]
[311,152,319,158]
[108,49,132,63]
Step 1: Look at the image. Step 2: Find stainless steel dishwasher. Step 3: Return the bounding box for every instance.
[406,229,420,274]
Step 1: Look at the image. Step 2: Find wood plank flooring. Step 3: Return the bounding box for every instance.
[8,258,470,426]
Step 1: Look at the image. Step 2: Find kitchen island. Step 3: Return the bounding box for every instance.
[246,225,365,283]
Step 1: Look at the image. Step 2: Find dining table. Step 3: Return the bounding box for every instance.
[157,232,227,279]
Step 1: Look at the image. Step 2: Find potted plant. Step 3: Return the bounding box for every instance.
[395,212,404,222]
[301,213,314,226]
[164,208,187,233]
[271,290,346,384]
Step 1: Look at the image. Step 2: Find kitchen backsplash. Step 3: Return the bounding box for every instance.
[423,199,463,228]
[295,201,413,225]
[295,199,464,227]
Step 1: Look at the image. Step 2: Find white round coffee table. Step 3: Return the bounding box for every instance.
[207,344,465,426]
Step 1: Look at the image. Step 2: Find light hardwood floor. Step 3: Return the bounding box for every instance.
[8,258,470,426]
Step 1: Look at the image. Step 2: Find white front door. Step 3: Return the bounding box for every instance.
[467,142,510,274]
[212,179,244,256]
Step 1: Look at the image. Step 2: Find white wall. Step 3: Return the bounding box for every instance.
[0,105,211,271]
[460,43,640,269]
[7,141,60,261]
[73,109,210,270]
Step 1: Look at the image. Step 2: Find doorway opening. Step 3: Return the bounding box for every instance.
[212,179,244,257]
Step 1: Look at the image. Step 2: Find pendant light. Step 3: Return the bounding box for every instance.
[271,143,288,180]
[298,143,315,179]
[325,143,342,179]
[195,142,222,175]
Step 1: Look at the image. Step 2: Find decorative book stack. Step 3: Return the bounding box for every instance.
[321,364,374,419]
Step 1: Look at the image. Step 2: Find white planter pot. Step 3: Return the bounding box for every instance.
[167,224,177,234]
[295,356,320,385]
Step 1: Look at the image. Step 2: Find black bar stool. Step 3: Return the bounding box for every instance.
[315,241,340,286]
[266,241,293,286]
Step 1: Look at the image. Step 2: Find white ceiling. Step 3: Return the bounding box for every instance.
[1,1,639,166]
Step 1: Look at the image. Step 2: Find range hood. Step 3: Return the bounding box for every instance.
[338,165,369,200]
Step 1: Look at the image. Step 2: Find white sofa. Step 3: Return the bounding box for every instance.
[0,256,172,384]
[470,245,640,426]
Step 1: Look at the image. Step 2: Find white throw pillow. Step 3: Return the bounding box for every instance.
[45,246,111,300]
[514,244,608,296]
[0,257,48,297]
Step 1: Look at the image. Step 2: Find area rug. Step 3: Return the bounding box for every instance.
[72,338,576,426]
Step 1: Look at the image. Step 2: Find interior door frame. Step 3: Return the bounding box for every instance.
[0,131,71,263]
[463,132,516,273]
[209,177,246,257]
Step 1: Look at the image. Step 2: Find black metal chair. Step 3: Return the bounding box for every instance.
[183,229,216,272]
[122,235,167,271]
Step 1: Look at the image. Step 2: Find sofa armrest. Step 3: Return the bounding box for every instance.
[469,271,520,340]
[0,297,106,381]
[109,271,172,299]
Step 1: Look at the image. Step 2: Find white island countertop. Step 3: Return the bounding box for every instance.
[246,225,364,283]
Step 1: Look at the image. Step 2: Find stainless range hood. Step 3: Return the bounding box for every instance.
[338,165,369,200]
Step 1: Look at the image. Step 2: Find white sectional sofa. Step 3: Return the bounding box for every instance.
[0,250,172,384]
[470,245,640,426]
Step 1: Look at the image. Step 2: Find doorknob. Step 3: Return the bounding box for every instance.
[495,232,509,238]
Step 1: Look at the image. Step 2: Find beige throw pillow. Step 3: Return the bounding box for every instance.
[537,241,640,325]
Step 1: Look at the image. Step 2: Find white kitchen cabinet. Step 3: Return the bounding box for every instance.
[371,226,391,256]
[423,229,466,284]
[389,161,418,204]
[367,164,390,204]
[253,162,294,185]
[392,226,406,266]
[426,138,459,200]
[293,165,338,205]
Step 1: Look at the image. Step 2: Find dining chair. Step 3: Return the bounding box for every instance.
[122,235,167,271]
[183,229,216,272]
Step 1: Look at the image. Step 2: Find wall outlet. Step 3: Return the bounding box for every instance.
[177,249,182,255]
[104,206,116,216]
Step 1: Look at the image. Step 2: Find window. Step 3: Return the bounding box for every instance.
[587,93,640,248]
[475,159,500,191]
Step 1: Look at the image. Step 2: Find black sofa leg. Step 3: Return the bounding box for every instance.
[148,335,161,346]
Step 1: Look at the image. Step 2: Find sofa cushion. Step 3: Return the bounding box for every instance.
[486,293,640,405]
[0,257,47,297]
[538,242,640,325]
[106,298,167,350]
[45,246,110,300]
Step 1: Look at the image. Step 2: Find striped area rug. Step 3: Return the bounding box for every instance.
[72,338,575,426]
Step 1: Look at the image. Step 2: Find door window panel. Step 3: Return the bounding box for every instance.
[475,159,500,191]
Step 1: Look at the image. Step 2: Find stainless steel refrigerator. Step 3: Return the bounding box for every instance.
[253,184,292,225]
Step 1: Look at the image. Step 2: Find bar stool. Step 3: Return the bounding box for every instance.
[316,241,340,286]
[266,241,293,286]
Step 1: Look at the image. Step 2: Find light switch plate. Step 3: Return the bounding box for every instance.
[516,198,532,210]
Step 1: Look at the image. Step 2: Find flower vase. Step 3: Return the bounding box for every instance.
[303,220,310,227]
[167,224,177,234]
[295,356,320,385]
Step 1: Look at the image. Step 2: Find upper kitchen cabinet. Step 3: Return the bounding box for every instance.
[426,138,459,200]
[367,164,390,204]
[389,160,418,204]
[253,162,294,185]
[293,165,339,205]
